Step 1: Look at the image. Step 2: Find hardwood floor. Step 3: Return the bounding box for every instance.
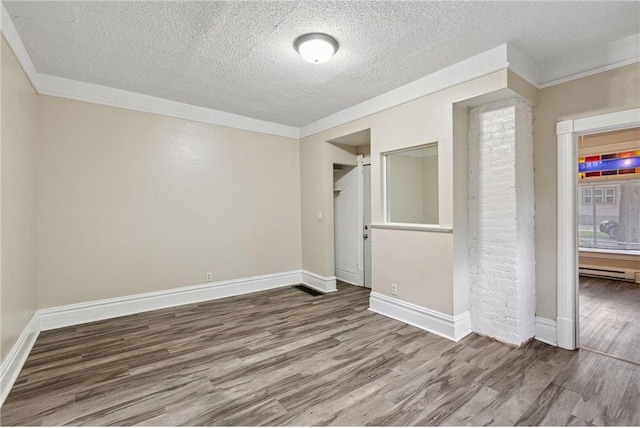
[2,282,639,426]
[579,276,640,364]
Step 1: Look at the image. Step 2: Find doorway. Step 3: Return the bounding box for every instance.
[332,155,372,288]
[329,129,371,288]
[575,127,640,363]
[556,108,640,350]
[362,161,372,288]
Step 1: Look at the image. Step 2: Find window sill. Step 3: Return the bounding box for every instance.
[371,223,453,233]
[579,247,640,259]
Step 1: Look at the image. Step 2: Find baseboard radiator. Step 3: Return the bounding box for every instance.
[579,264,640,283]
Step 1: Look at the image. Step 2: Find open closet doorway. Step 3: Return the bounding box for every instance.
[330,129,371,288]
[362,159,372,288]
[576,127,640,364]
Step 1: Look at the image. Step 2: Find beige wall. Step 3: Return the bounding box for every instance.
[37,96,302,308]
[3,23,636,352]
[422,154,439,223]
[385,152,439,225]
[534,62,640,320]
[1,38,39,361]
[387,154,425,224]
[301,70,513,316]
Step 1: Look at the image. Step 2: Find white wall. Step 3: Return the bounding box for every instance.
[468,97,535,345]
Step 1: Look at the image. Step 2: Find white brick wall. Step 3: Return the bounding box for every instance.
[468,97,535,345]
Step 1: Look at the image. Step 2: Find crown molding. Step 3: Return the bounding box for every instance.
[539,57,640,89]
[506,44,540,89]
[2,3,638,141]
[300,44,511,138]
[539,32,640,88]
[1,3,299,139]
[1,3,39,90]
[36,74,301,139]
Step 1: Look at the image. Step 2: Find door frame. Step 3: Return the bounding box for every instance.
[357,154,372,287]
[555,108,640,350]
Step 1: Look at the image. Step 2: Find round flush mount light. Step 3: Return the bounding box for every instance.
[294,33,339,64]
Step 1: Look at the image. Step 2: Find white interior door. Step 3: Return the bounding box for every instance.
[363,164,372,288]
[334,165,361,285]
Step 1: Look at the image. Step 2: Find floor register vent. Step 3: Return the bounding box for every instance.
[292,285,323,296]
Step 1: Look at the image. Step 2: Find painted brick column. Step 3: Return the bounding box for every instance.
[468,97,535,346]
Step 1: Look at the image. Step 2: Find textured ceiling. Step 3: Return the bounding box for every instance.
[4,1,640,127]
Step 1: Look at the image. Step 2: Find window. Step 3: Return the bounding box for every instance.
[578,180,640,251]
[594,188,604,205]
[384,143,438,225]
[587,187,615,205]
[605,187,616,204]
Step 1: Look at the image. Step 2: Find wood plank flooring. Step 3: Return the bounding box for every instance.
[2,282,639,426]
[579,276,640,364]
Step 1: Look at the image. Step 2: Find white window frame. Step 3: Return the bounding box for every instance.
[604,187,616,204]
[380,142,448,232]
[594,188,604,204]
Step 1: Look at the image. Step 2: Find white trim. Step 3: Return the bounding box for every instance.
[3,5,638,142]
[371,223,453,233]
[39,270,302,331]
[535,317,557,347]
[301,270,338,293]
[539,32,640,89]
[556,317,575,350]
[301,45,510,138]
[579,247,640,257]
[335,268,361,286]
[556,128,578,350]
[506,44,541,89]
[540,58,640,89]
[556,108,640,350]
[3,4,639,141]
[36,74,300,139]
[0,313,40,406]
[573,108,640,135]
[1,270,304,403]
[369,292,471,342]
[0,4,299,140]
[357,154,366,283]
[1,4,39,89]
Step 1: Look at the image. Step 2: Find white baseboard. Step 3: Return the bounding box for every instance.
[39,270,302,331]
[556,316,576,350]
[301,270,337,294]
[535,316,557,347]
[369,292,471,342]
[1,270,303,406]
[335,268,362,286]
[0,313,40,406]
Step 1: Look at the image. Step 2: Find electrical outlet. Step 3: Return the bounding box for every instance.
[317,210,323,220]
[391,283,398,296]
[206,272,212,282]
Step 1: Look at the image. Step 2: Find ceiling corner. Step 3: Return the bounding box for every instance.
[1,2,39,90]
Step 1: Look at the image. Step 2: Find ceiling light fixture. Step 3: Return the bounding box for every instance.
[294,33,339,64]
